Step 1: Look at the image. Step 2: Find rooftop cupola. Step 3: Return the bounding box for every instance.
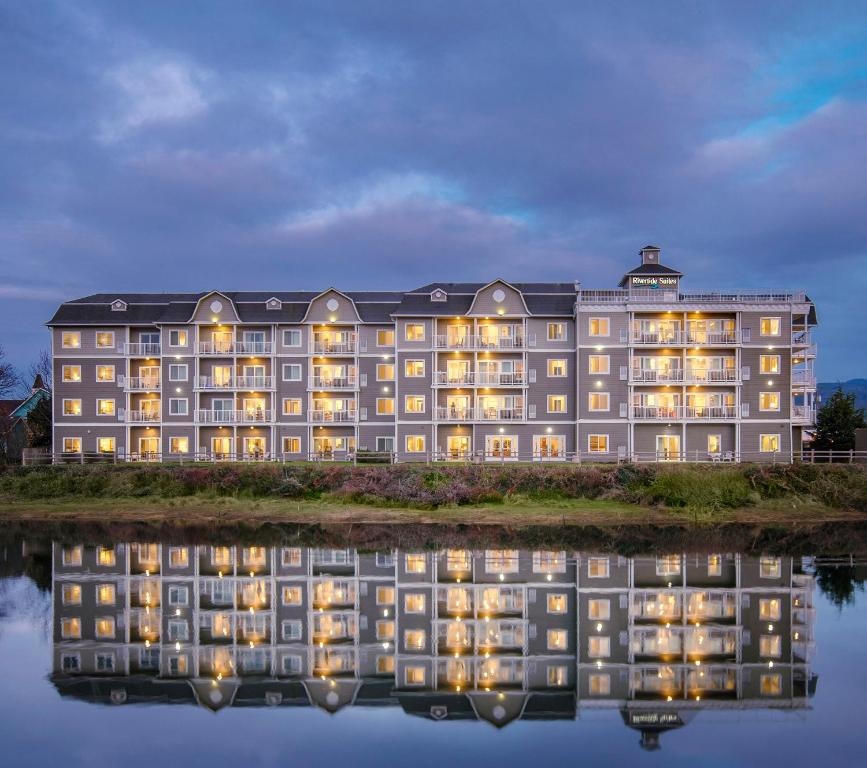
[619,244,683,289]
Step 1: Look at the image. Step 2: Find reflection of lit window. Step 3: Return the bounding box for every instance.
[761,673,782,696]
[95,617,115,639]
[548,665,568,687]
[405,554,426,574]
[656,555,681,576]
[588,636,610,658]
[760,557,781,578]
[61,617,81,639]
[589,673,611,695]
[588,598,610,619]
[404,593,426,613]
[404,630,426,651]
[376,621,395,640]
[446,550,471,571]
[62,584,81,605]
[485,549,519,573]
[376,586,395,605]
[376,655,395,674]
[759,634,782,658]
[97,547,116,566]
[547,594,568,614]
[533,550,566,573]
[62,546,82,566]
[96,584,116,605]
[211,547,232,567]
[282,586,302,606]
[281,548,302,567]
[588,557,609,578]
[405,666,426,686]
[708,554,722,576]
[759,598,781,620]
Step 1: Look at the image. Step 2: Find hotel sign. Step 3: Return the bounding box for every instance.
[631,276,679,289]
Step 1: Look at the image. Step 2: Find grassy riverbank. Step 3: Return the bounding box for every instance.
[0,462,864,526]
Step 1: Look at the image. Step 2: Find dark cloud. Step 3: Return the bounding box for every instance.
[1,0,865,376]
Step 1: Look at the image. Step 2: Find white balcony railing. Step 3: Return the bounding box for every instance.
[433,334,529,350]
[631,368,739,384]
[580,288,807,304]
[631,405,738,420]
[196,376,235,390]
[310,410,357,422]
[240,409,273,423]
[436,407,476,421]
[125,377,161,391]
[195,409,241,424]
[478,407,524,421]
[433,371,526,386]
[685,332,739,345]
[311,340,356,354]
[791,371,816,387]
[629,330,741,346]
[124,343,161,356]
[308,376,358,390]
[792,406,816,423]
[236,376,274,389]
[235,341,273,355]
[198,342,236,355]
[126,410,161,422]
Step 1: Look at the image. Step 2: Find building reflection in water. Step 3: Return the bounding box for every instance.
[51,544,817,749]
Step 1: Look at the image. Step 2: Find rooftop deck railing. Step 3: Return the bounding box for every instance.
[579,289,808,304]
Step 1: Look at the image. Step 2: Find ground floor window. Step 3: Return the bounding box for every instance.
[486,435,517,459]
[656,434,680,460]
[97,437,115,454]
[169,437,189,454]
[446,435,470,458]
[283,436,301,454]
[376,436,395,453]
[63,437,82,453]
[588,434,608,453]
[760,434,780,453]
[243,437,266,457]
[534,434,565,459]
[138,437,159,457]
[211,437,232,458]
[707,434,721,455]
[314,436,355,455]
[405,435,425,453]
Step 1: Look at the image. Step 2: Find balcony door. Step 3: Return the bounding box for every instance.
[243,437,266,458]
[212,330,233,353]
[656,435,681,461]
[139,366,160,387]
[212,366,233,387]
[211,437,232,459]
[445,395,470,419]
[140,398,160,417]
[446,435,470,459]
[447,325,469,348]
[138,437,159,458]
[446,359,469,383]
[486,435,517,459]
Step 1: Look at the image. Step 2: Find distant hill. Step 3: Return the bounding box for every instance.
[817,378,867,411]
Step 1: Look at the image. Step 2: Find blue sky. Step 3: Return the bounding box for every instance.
[1,1,866,378]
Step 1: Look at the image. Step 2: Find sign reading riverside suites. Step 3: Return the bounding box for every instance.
[630,275,679,288]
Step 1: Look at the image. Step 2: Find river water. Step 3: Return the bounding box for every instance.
[0,530,865,766]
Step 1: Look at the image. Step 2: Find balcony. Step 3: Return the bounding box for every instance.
[195,409,244,424]
[235,341,273,355]
[434,334,528,350]
[311,340,356,355]
[433,371,526,386]
[627,331,741,346]
[308,376,358,390]
[124,342,161,356]
[631,405,737,420]
[126,410,161,423]
[310,409,356,423]
[478,407,524,421]
[198,341,236,355]
[792,405,816,424]
[236,376,274,389]
[125,377,161,391]
[196,376,235,390]
[631,368,740,385]
[792,371,816,387]
[436,406,475,421]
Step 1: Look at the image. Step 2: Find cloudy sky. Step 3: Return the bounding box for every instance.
[1,1,866,378]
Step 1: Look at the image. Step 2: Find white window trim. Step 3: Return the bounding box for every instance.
[588,317,610,337]
[169,330,189,347]
[404,394,426,414]
[282,436,301,453]
[404,323,426,342]
[62,398,82,416]
[61,331,81,349]
[283,329,302,347]
[376,398,395,416]
[169,364,188,382]
[282,398,302,416]
[376,363,395,381]
[169,437,190,454]
[547,629,568,650]
[405,435,426,453]
[96,398,115,416]
[547,322,567,341]
[588,392,610,412]
[95,331,115,349]
[760,354,781,374]
[546,593,568,614]
[588,355,610,374]
[62,437,82,453]
[96,365,115,383]
[282,364,302,382]
[588,434,609,453]
[376,329,395,347]
[547,359,568,377]
[759,434,781,453]
[62,365,81,383]
[404,594,426,614]
[707,434,722,454]
[760,317,782,337]
[169,398,189,416]
[587,557,610,578]
[547,395,567,414]
[759,392,781,412]
[588,598,611,620]
[404,360,425,377]
[404,666,426,686]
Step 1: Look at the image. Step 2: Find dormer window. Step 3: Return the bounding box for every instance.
[266,297,282,310]
[431,290,447,302]
[111,300,127,312]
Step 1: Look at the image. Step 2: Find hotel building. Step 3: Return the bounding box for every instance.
[48,246,817,462]
[51,543,817,744]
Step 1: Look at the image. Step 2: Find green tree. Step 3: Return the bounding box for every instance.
[24,397,52,449]
[812,388,865,452]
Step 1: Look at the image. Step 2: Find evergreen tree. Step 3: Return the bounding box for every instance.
[812,388,866,451]
[24,397,52,449]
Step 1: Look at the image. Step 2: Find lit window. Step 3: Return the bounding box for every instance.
[707,435,722,455]
[588,355,609,374]
[282,586,303,606]
[533,550,566,573]
[588,636,610,658]
[376,363,395,380]
[405,554,427,574]
[376,398,395,415]
[404,360,425,377]
[760,434,780,453]
[281,548,302,567]
[446,549,471,571]
[404,630,426,651]
[547,594,568,614]
[377,329,395,347]
[405,435,426,453]
[169,547,189,568]
[97,547,116,566]
[96,399,115,416]
[62,584,81,605]
[97,437,115,454]
[547,394,567,413]
[62,332,81,349]
[96,584,116,605]
[589,673,611,695]
[282,437,301,454]
[759,557,781,578]
[404,666,426,686]
[63,437,82,453]
[760,673,782,696]
[547,629,568,650]
[404,593,426,613]
[283,398,302,415]
[377,655,395,674]
[62,365,81,383]
[759,598,781,620]
[547,359,567,377]
[759,634,782,658]
[404,395,425,413]
[588,599,610,620]
[588,392,609,411]
[656,555,681,576]
[376,620,395,640]
[759,392,780,411]
[168,655,188,675]
[95,617,115,639]
[62,399,82,416]
[587,557,609,578]
[760,317,781,336]
[547,322,566,341]
[485,549,519,573]
[760,355,780,374]
[169,437,189,454]
[95,332,114,348]
[548,665,568,687]
[405,323,426,342]
[62,546,82,566]
[376,587,395,605]
[169,330,188,347]
[588,317,609,337]
[708,554,722,576]
[61,617,81,639]
[96,365,115,382]
[588,434,608,453]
